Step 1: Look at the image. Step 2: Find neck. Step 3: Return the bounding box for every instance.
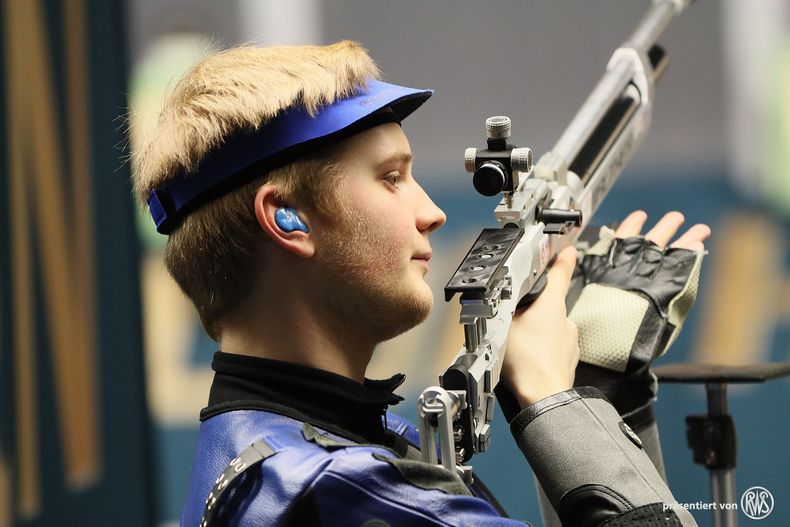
[219,265,376,384]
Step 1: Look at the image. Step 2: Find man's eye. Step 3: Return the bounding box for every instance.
[383,172,402,187]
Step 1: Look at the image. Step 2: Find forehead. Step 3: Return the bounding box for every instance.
[332,122,412,169]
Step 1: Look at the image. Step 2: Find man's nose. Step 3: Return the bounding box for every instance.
[414,184,446,234]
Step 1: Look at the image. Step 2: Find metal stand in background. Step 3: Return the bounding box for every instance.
[654,363,790,527]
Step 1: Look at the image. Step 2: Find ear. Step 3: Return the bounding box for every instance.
[254,184,315,258]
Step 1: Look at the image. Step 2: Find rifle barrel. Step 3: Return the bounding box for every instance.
[548,0,685,174]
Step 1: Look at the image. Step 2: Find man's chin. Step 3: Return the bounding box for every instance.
[411,292,433,325]
[408,280,435,321]
[376,287,433,341]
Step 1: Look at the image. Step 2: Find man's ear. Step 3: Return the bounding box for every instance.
[254,184,315,258]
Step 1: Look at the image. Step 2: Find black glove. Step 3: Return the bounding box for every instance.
[570,226,704,373]
[569,226,704,421]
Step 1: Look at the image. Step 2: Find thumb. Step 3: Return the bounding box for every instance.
[543,245,578,301]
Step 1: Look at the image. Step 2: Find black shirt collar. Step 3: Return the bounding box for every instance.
[201,352,405,445]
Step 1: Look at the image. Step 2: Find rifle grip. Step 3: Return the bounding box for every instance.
[494,382,523,423]
[515,271,548,310]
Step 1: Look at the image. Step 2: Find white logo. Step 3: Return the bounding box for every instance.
[740,486,774,520]
[538,238,549,267]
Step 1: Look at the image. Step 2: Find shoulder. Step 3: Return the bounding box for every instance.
[384,410,421,446]
[182,409,509,527]
[182,409,342,526]
[276,426,509,527]
[182,409,406,526]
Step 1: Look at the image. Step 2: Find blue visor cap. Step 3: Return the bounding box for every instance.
[147,79,433,234]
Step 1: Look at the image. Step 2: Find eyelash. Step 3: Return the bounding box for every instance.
[383,172,403,187]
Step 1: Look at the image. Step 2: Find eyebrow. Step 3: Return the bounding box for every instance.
[379,152,413,168]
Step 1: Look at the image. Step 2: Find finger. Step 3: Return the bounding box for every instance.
[679,240,704,252]
[670,223,711,251]
[543,245,578,300]
[644,211,685,248]
[614,210,648,238]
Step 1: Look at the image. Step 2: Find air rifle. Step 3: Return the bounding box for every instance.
[417,0,694,481]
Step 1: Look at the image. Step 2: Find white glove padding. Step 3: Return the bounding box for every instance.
[569,226,704,373]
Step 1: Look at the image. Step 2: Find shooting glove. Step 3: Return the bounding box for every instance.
[569,226,704,374]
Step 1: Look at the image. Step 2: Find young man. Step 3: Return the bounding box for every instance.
[133,41,708,526]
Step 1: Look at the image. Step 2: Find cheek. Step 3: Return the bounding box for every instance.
[372,211,412,254]
[349,199,412,250]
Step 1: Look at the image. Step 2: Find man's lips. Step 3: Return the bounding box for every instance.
[412,252,432,271]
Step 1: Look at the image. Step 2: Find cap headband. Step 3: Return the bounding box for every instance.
[147,79,433,234]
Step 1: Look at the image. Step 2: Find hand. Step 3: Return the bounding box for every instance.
[501,245,581,407]
[614,210,710,251]
[571,210,711,374]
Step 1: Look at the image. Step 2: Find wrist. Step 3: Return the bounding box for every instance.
[513,382,573,408]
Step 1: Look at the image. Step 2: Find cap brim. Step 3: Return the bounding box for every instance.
[149,79,433,234]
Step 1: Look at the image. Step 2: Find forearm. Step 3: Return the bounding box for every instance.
[574,361,669,479]
[510,387,696,526]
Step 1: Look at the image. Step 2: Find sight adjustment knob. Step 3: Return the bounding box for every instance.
[464,148,478,173]
[485,116,511,140]
[510,147,533,173]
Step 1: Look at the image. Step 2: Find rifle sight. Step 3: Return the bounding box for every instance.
[464,116,533,196]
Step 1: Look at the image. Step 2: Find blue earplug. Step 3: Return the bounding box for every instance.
[274,207,309,233]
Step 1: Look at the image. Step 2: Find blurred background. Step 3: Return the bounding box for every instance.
[1,0,788,525]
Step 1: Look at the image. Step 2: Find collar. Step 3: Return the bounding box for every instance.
[201,352,405,445]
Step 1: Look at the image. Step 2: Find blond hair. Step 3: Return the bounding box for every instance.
[131,41,380,339]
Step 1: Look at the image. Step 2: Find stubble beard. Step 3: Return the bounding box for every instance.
[312,212,433,346]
